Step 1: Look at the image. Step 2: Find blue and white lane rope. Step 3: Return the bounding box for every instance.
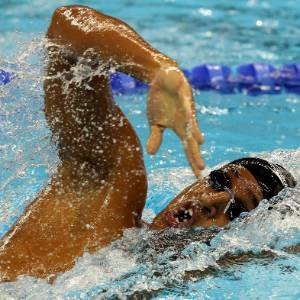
[2,63,300,95]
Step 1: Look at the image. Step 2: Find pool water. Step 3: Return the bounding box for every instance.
[0,1,299,299]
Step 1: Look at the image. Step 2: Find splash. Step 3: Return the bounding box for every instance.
[0,147,299,299]
[0,37,57,234]
[0,37,299,299]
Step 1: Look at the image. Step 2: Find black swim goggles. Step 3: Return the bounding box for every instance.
[208,168,247,221]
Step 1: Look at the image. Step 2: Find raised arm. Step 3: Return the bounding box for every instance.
[47,5,174,82]
[47,5,205,176]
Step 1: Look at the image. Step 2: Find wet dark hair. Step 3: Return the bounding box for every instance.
[230,157,297,199]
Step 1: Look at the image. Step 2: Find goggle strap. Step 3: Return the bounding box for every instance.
[223,187,235,214]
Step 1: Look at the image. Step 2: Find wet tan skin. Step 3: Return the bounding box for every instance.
[152,164,264,229]
[0,5,203,282]
[0,6,263,282]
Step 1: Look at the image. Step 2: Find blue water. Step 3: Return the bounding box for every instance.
[0,1,300,299]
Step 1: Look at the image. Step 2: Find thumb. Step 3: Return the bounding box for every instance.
[146,125,164,155]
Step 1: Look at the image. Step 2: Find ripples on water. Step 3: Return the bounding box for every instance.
[2,0,300,65]
[0,150,299,299]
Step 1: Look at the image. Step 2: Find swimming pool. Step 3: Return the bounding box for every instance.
[0,0,299,299]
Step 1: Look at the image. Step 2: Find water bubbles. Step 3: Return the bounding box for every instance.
[0,37,58,235]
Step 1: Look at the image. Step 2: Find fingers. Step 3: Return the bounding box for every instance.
[184,137,205,177]
[182,84,204,145]
[192,119,204,144]
[146,125,164,155]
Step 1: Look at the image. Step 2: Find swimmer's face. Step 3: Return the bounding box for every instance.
[151,165,264,230]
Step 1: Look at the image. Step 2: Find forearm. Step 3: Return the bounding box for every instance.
[47,6,177,83]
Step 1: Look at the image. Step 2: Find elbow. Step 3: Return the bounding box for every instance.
[47,5,86,38]
[47,6,67,39]
[51,5,84,19]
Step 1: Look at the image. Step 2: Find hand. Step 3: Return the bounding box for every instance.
[146,65,205,177]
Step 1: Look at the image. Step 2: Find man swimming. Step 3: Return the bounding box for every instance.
[152,157,296,229]
[0,6,296,282]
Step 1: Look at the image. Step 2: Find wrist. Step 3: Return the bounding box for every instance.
[151,63,187,93]
[150,55,178,80]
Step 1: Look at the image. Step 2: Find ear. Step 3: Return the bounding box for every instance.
[228,166,263,211]
[235,167,263,205]
[247,182,263,204]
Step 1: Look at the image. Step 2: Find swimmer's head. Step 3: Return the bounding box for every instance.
[151,157,296,230]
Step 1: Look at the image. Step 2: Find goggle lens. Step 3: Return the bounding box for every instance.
[208,168,247,220]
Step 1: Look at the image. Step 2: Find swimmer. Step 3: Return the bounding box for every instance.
[151,157,296,229]
[0,5,296,283]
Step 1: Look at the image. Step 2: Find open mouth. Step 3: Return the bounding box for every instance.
[164,201,200,228]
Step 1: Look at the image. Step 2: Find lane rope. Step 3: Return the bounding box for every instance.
[2,63,300,95]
